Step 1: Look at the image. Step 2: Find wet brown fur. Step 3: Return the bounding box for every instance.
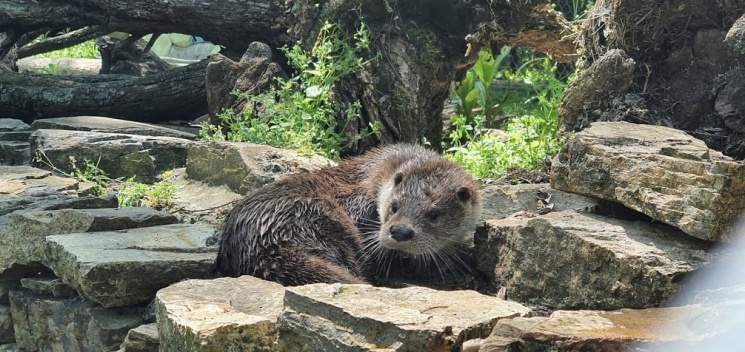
[215,144,482,285]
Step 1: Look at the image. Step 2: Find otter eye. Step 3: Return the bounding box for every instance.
[390,202,399,214]
[427,211,439,221]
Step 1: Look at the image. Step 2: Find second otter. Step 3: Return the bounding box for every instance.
[215,144,482,285]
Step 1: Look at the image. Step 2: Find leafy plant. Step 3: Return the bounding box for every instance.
[200,20,378,159]
[453,47,513,127]
[118,177,177,209]
[445,53,567,179]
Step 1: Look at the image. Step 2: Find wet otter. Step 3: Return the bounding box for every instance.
[215,144,482,285]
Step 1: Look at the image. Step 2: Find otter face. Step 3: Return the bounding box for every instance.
[376,169,481,256]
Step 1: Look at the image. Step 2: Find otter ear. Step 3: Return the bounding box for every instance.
[394,172,404,186]
[456,186,472,202]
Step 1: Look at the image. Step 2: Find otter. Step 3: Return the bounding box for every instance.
[215,143,482,286]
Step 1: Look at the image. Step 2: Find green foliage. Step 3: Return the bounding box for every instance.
[454,47,513,126]
[33,29,100,59]
[445,51,566,179]
[68,156,110,196]
[118,176,177,209]
[40,63,60,75]
[200,20,378,160]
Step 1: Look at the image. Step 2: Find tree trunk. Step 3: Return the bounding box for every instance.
[0,59,209,123]
[0,0,574,152]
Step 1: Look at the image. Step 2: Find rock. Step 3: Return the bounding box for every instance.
[156,276,284,352]
[119,323,159,352]
[0,165,117,216]
[0,306,12,344]
[0,119,28,132]
[9,288,144,351]
[480,301,745,351]
[551,121,745,242]
[725,13,745,58]
[480,183,600,221]
[30,116,197,140]
[475,211,712,310]
[167,167,242,225]
[186,141,335,194]
[558,49,636,132]
[0,344,17,352]
[0,207,178,273]
[205,54,286,122]
[20,278,76,298]
[0,131,31,165]
[715,68,745,134]
[29,129,195,183]
[278,284,531,351]
[45,223,217,308]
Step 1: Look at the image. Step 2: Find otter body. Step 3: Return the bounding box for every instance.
[215,144,482,285]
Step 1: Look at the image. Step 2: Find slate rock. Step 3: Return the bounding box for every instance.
[551,121,745,241]
[0,306,11,344]
[0,207,178,273]
[9,288,143,352]
[118,323,159,352]
[20,278,76,299]
[481,183,600,221]
[479,301,745,351]
[156,276,284,352]
[475,211,712,310]
[30,116,197,140]
[186,141,334,195]
[278,284,531,351]
[46,223,217,308]
[0,119,28,132]
[30,129,195,183]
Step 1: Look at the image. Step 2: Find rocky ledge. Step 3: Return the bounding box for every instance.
[0,116,743,352]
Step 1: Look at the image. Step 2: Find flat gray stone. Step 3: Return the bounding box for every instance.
[0,165,116,216]
[30,116,197,140]
[9,288,143,351]
[186,141,334,195]
[119,323,159,352]
[46,223,217,308]
[20,278,76,298]
[30,129,196,183]
[0,207,178,273]
[480,301,745,351]
[278,284,531,351]
[551,121,745,241]
[475,211,712,310]
[0,119,28,132]
[167,168,242,225]
[481,183,600,221]
[156,276,284,352]
[0,306,11,344]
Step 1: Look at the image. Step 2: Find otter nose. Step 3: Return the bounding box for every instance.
[390,224,414,242]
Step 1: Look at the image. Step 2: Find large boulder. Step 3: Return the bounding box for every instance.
[30,129,196,183]
[45,223,217,308]
[278,284,531,351]
[156,276,285,352]
[0,207,178,274]
[9,288,144,352]
[551,121,745,241]
[186,141,334,195]
[475,211,712,310]
[29,116,197,140]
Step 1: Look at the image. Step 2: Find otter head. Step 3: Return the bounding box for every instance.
[376,162,482,256]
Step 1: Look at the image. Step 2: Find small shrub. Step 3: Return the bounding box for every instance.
[445,52,566,179]
[200,20,378,159]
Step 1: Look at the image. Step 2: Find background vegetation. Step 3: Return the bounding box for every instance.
[37,1,594,182]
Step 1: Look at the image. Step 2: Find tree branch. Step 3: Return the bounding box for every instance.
[17,26,109,59]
